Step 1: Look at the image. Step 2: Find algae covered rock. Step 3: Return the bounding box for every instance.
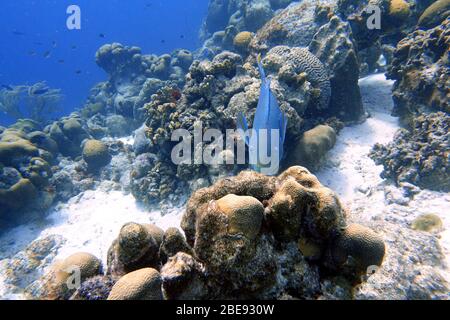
[179,166,370,298]
[82,139,111,171]
[107,268,163,300]
[161,252,207,300]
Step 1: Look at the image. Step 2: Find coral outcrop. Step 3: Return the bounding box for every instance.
[370,112,450,192]
[387,17,450,123]
[178,166,384,298]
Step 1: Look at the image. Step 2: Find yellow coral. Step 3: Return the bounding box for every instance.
[233,31,253,51]
[389,0,410,21]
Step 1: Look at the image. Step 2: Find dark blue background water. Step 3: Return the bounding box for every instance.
[0,0,209,126]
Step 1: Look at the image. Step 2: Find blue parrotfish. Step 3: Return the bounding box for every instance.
[237,54,288,175]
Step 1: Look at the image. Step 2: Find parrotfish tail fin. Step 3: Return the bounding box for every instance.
[237,111,250,146]
[257,53,266,83]
[280,113,288,159]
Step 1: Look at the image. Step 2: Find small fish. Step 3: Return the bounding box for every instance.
[161,39,166,44]
[58,59,65,64]
[32,88,49,95]
[71,45,77,50]
[12,30,25,36]
[99,33,105,38]
[180,35,185,39]
[75,70,82,74]
[28,51,37,56]
[52,41,57,48]
[237,54,288,175]
[43,51,51,58]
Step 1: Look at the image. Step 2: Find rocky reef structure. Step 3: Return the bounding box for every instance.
[93,43,193,122]
[370,112,450,192]
[387,17,449,124]
[200,0,297,55]
[248,1,365,122]
[32,166,386,300]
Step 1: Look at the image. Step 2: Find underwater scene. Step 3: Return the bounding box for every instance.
[0,0,449,301]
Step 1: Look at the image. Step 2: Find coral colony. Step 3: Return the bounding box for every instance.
[0,0,449,301]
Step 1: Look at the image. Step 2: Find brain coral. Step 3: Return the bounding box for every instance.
[107,268,163,300]
[263,46,331,112]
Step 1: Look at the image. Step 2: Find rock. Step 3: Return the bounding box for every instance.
[309,15,364,122]
[268,166,346,244]
[82,140,112,171]
[180,166,377,298]
[107,268,163,300]
[133,125,153,155]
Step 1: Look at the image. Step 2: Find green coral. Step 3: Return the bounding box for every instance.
[0,140,39,166]
[82,140,111,171]
[0,178,37,211]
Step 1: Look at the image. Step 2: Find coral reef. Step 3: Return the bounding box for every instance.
[370,112,450,192]
[387,17,450,123]
[94,43,192,121]
[0,121,59,226]
[178,166,384,298]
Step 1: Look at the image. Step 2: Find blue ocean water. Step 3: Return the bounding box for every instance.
[0,0,209,126]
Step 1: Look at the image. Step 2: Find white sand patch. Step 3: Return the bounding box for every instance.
[0,189,184,299]
[316,74,450,285]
